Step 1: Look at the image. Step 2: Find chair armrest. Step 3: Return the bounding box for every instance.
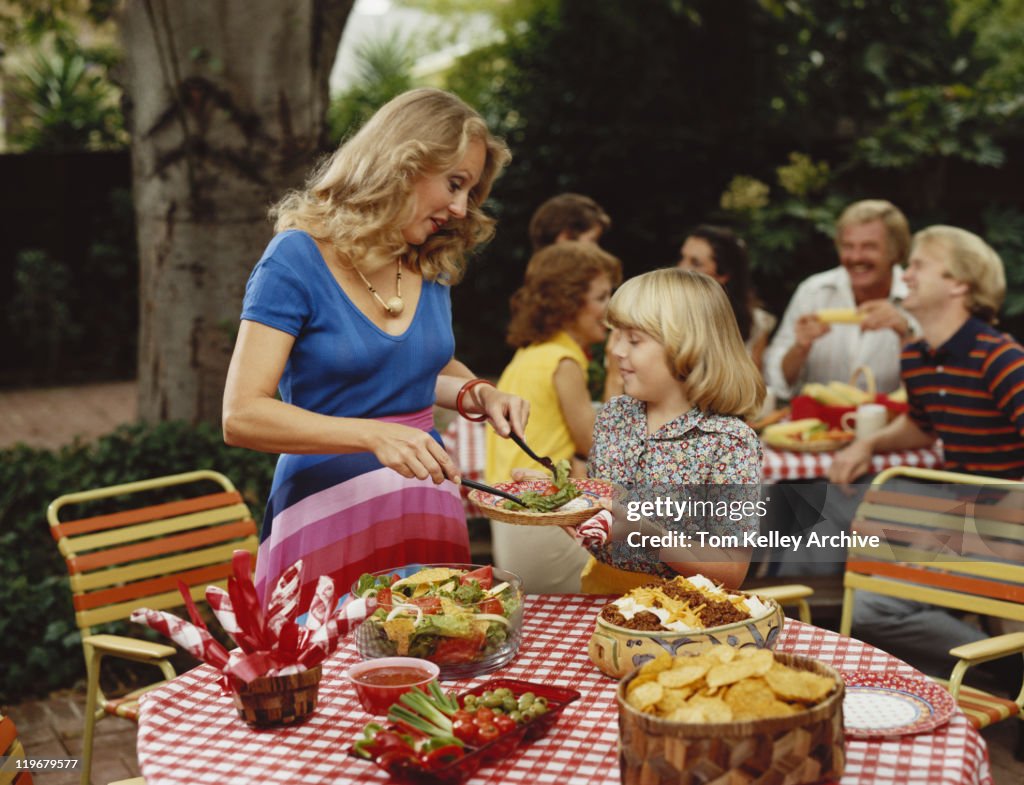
[748,584,814,624]
[751,584,814,602]
[84,633,177,661]
[949,632,1024,664]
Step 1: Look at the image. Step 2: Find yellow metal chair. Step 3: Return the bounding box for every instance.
[47,470,258,785]
[0,712,35,785]
[840,466,1024,754]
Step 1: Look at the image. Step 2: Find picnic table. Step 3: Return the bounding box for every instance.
[136,594,992,785]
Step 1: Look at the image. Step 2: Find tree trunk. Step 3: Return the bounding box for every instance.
[118,0,352,424]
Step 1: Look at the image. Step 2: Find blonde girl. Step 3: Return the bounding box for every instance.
[222,88,529,606]
[580,267,765,593]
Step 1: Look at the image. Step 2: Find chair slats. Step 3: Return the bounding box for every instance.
[73,561,236,611]
[844,571,1024,622]
[854,516,1024,563]
[77,579,230,628]
[858,501,1024,543]
[849,543,1024,584]
[931,679,1021,729]
[847,559,1024,604]
[59,503,251,557]
[50,491,243,539]
[68,519,256,573]
[866,487,1024,525]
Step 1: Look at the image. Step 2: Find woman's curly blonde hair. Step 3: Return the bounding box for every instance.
[506,241,622,348]
[271,88,511,283]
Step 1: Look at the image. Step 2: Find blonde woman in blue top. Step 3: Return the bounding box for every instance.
[223,89,529,607]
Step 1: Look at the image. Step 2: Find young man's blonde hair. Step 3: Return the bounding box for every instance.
[607,268,765,418]
[912,225,1005,324]
[836,199,911,265]
[271,88,511,283]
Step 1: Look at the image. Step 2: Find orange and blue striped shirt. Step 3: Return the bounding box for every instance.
[902,317,1024,479]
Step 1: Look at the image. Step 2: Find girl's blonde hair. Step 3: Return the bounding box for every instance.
[271,88,511,283]
[607,268,765,418]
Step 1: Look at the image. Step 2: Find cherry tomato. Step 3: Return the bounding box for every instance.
[493,714,516,734]
[452,718,477,745]
[540,483,560,497]
[452,709,473,723]
[476,724,500,744]
[474,706,495,723]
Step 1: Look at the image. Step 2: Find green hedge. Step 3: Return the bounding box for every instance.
[0,421,277,704]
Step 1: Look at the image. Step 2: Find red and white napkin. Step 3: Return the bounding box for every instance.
[573,509,613,548]
[130,550,371,684]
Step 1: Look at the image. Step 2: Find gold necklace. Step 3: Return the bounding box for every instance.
[351,258,404,317]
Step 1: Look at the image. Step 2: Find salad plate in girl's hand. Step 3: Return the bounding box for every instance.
[467,459,615,526]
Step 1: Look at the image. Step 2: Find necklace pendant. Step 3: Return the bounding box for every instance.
[385,296,405,316]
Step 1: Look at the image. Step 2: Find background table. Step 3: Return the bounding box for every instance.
[137,595,992,785]
[761,443,944,483]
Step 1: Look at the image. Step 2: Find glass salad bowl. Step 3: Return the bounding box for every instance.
[351,563,525,680]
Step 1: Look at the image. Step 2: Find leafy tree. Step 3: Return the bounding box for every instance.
[328,32,419,143]
[9,40,126,151]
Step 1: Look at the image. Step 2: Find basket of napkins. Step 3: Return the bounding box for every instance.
[131,550,371,726]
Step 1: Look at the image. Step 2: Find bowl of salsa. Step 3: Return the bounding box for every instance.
[346,657,440,715]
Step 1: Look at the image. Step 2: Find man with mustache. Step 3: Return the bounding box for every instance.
[764,199,916,402]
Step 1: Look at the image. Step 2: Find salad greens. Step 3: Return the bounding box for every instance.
[501,458,581,512]
[354,565,521,665]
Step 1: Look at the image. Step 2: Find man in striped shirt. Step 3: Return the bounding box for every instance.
[826,226,1024,683]
[830,225,1024,483]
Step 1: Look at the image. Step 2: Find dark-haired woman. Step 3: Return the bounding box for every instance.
[678,225,776,371]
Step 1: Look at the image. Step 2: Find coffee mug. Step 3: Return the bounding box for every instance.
[841,403,888,440]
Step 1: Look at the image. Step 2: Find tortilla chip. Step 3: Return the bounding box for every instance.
[627,680,664,710]
[764,665,836,703]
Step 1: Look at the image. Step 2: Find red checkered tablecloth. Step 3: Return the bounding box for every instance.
[762,443,945,483]
[137,595,992,785]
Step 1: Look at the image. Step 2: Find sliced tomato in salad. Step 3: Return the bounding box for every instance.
[407,596,442,615]
[375,587,393,612]
[477,596,504,615]
[540,483,560,496]
[431,630,486,663]
[459,565,493,590]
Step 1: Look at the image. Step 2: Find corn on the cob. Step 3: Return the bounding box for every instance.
[816,308,862,324]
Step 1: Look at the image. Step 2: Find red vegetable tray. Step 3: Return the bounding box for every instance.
[349,678,581,784]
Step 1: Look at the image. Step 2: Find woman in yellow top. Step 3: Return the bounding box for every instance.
[486,241,622,592]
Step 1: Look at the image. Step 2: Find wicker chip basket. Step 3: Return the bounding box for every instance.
[231,665,322,727]
[467,478,616,527]
[616,653,845,785]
